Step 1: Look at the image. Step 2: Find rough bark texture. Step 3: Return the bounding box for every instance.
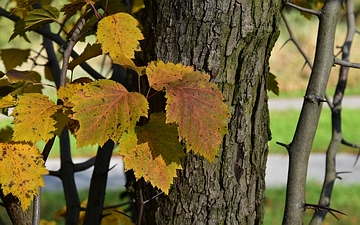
[136,0,281,224]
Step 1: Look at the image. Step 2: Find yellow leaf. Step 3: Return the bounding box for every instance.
[11,93,63,143]
[97,13,144,71]
[0,94,16,108]
[65,80,148,147]
[119,131,181,194]
[0,143,48,211]
[146,61,193,91]
[0,49,30,71]
[131,0,145,14]
[40,220,57,225]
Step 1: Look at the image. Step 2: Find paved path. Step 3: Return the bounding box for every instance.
[268,96,360,111]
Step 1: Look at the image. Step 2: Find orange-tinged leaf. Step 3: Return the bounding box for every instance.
[164,72,230,162]
[136,113,185,165]
[0,143,48,211]
[10,5,60,41]
[0,48,30,71]
[6,70,36,84]
[68,43,102,71]
[146,61,194,91]
[119,131,181,194]
[67,79,148,147]
[97,12,143,66]
[11,93,62,143]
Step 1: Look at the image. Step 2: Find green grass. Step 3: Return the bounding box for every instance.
[269,108,360,154]
[0,189,128,225]
[264,181,360,224]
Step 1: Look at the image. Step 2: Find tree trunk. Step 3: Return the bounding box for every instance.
[136,0,281,224]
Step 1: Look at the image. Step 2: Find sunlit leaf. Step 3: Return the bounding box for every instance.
[11,93,63,143]
[62,79,148,147]
[146,62,230,162]
[0,143,48,211]
[0,49,30,71]
[97,12,144,72]
[119,131,181,194]
[146,61,193,91]
[0,94,16,109]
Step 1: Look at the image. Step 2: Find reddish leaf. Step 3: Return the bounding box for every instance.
[62,79,148,147]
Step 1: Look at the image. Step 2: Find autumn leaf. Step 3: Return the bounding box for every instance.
[146,61,193,91]
[0,94,16,108]
[11,93,63,143]
[136,113,185,165]
[60,0,87,20]
[131,0,145,14]
[97,12,144,72]
[63,79,148,147]
[68,43,102,71]
[5,70,36,84]
[146,62,230,162]
[0,143,48,211]
[119,131,181,194]
[0,49,30,71]
[10,5,60,41]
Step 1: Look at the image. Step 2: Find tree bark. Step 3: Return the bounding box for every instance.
[136,0,281,224]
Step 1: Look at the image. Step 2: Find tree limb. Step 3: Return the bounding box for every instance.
[282,0,343,224]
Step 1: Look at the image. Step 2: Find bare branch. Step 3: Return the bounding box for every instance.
[334,57,360,69]
[284,2,321,16]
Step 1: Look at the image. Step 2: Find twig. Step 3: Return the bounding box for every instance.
[334,57,360,69]
[59,18,86,86]
[284,2,321,16]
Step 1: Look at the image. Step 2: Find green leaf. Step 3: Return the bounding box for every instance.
[267,72,279,96]
[10,5,60,41]
[68,44,102,71]
[136,113,185,165]
[0,49,30,71]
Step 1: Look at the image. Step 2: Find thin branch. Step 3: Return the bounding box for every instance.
[113,209,135,221]
[280,9,314,69]
[284,2,321,16]
[60,18,86,86]
[334,57,360,69]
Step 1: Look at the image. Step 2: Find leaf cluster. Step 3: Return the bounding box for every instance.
[0,0,230,214]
